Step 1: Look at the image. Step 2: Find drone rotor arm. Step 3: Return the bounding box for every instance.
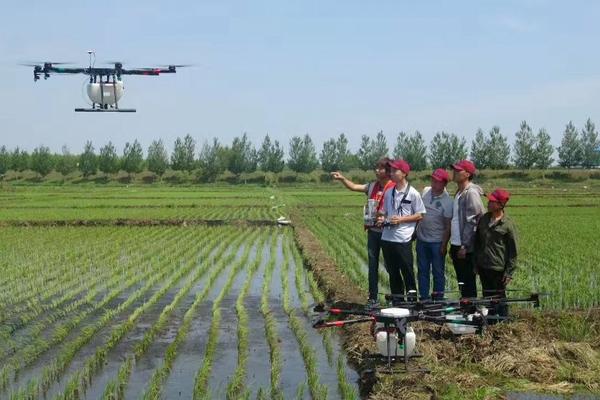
[120,68,161,76]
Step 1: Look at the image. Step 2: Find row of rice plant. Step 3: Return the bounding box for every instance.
[0,227,170,362]
[135,228,258,400]
[0,227,126,354]
[50,227,218,400]
[260,234,284,400]
[0,205,280,222]
[192,229,264,399]
[0,227,125,320]
[280,233,329,400]
[98,228,240,400]
[286,231,359,400]
[225,231,270,399]
[8,228,207,399]
[0,227,180,393]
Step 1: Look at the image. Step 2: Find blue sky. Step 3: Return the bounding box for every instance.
[1,0,599,155]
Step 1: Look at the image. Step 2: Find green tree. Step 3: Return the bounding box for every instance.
[10,147,30,171]
[487,126,511,169]
[229,133,257,174]
[558,121,583,168]
[79,141,98,177]
[31,145,54,176]
[358,131,389,170]
[320,138,337,171]
[335,133,351,171]
[534,128,554,169]
[0,146,10,174]
[372,131,389,162]
[258,134,285,173]
[320,133,351,171]
[393,131,428,171]
[171,134,196,171]
[288,134,318,173]
[580,118,600,168]
[121,140,144,174]
[357,135,375,171]
[429,132,468,169]
[470,129,489,169]
[55,145,78,176]
[513,121,537,170]
[98,142,119,174]
[146,139,169,176]
[198,138,226,182]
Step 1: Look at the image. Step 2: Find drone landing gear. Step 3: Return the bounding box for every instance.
[74,108,136,112]
[380,320,429,373]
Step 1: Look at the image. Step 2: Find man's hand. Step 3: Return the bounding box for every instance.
[330,171,344,181]
[502,275,512,287]
[389,215,403,225]
[457,247,467,259]
[440,243,448,257]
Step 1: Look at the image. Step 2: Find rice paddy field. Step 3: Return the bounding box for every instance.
[291,185,600,310]
[0,181,599,399]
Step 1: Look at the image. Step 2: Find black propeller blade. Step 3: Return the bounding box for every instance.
[158,64,194,68]
[21,61,73,66]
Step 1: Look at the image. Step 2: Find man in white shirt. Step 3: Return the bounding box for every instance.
[377,159,426,304]
[415,168,453,300]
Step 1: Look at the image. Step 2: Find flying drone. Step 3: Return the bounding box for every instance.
[22,51,188,112]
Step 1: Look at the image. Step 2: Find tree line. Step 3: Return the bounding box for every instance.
[1,119,599,181]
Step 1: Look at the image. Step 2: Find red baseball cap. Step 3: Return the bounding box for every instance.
[451,159,477,175]
[431,168,450,183]
[487,188,510,205]
[388,159,411,174]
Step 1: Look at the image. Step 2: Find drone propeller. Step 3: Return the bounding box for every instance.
[482,288,551,296]
[104,60,125,64]
[21,61,74,66]
[158,64,194,68]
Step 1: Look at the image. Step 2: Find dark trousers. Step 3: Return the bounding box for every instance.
[479,268,508,318]
[381,240,416,303]
[450,245,477,298]
[366,229,383,300]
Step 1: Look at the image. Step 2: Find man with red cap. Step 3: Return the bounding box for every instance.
[475,188,518,317]
[449,159,484,298]
[377,159,426,304]
[331,158,395,309]
[415,168,453,300]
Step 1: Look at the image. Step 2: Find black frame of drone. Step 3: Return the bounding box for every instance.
[28,62,180,112]
[312,292,541,370]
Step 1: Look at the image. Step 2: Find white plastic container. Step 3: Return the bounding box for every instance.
[87,81,124,105]
[375,327,416,357]
[445,314,477,335]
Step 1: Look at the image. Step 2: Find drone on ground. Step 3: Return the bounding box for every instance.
[22,51,188,112]
[312,290,542,370]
